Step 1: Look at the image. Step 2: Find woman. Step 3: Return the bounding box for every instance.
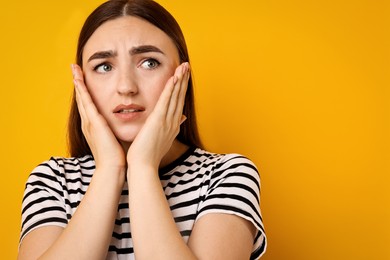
[18,0,266,259]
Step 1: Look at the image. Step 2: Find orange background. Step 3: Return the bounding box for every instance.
[1,0,389,259]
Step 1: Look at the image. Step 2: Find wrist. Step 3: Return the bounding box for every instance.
[126,162,158,179]
[94,165,126,185]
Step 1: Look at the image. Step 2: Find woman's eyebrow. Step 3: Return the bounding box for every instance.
[87,50,117,62]
[87,45,164,63]
[130,45,165,55]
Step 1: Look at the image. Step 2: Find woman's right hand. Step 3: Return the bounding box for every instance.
[72,64,126,171]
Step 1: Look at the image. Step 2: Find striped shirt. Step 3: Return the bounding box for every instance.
[20,147,267,259]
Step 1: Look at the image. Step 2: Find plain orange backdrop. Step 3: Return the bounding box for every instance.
[1,0,389,259]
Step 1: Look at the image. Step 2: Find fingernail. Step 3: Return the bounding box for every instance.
[173,76,178,85]
[73,79,78,88]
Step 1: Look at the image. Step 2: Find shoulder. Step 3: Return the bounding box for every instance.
[35,155,94,172]
[48,155,95,171]
[194,149,266,258]
[193,148,260,182]
[188,148,257,167]
[193,148,258,167]
[26,155,95,185]
[216,152,259,174]
[19,156,94,244]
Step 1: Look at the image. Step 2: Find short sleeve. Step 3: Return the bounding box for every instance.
[19,158,68,244]
[196,154,267,259]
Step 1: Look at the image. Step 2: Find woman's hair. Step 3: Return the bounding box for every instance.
[68,0,203,157]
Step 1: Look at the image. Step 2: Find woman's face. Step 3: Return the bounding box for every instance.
[82,16,180,145]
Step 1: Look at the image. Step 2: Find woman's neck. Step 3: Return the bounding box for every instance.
[160,140,189,168]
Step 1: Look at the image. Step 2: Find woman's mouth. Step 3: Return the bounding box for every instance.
[114,104,145,120]
[118,108,142,113]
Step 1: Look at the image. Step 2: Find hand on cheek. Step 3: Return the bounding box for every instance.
[126,62,190,170]
[71,64,126,171]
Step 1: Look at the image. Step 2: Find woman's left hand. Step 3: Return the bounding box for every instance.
[126,62,190,170]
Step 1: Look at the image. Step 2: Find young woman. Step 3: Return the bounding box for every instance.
[18,0,266,259]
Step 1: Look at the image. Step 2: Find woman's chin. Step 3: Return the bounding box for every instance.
[118,136,135,144]
[112,126,142,149]
[115,132,137,145]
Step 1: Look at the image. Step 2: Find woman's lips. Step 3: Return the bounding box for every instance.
[113,104,145,120]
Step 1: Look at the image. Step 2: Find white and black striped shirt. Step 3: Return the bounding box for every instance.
[20,147,266,259]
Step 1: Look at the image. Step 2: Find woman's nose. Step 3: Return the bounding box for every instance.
[117,71,138,95]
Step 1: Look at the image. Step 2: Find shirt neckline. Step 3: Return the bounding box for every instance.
[159,146,197,176]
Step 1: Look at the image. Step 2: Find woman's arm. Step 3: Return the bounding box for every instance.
[18,167,125,260]
[128,165,256,260]
[126,63,257,259]
[126,62,195,259]
[18,65,126,260]
[128,163,197,259]
[188,213,256,260]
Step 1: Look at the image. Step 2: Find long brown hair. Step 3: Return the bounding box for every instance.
[68,0,203,157]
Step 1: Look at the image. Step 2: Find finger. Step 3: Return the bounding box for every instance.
[152,64,182,117]
[71,65,103,145]
[174,64,190,121]
[170,63,190,124]
[74,80,88,124]
[71,64,100,119]
[71,64,84,82]
[165,64,184,117]
[71,65,87,122]
[153,75,175,117]
[166,62,188,122]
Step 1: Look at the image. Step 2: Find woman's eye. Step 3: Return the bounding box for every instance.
[94,63,112,73]
[141,59,160,70]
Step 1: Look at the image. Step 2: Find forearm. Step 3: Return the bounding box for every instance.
[127,165,197,260]
[40,167,125,260]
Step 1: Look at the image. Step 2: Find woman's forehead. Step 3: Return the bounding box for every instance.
[82,16,179,59]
